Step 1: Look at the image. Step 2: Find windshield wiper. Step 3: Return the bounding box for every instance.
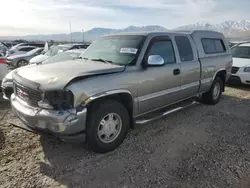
[91,58,113,64]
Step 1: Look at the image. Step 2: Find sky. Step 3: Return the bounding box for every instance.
[0,0,249,36]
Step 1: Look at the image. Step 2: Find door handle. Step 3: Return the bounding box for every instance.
[173,69,180,75]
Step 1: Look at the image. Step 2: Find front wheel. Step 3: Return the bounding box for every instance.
[86,100,130,153]
[17,60,28,67]
[202,77,223,105]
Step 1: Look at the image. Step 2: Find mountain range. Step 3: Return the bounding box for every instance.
[1,20,250,42]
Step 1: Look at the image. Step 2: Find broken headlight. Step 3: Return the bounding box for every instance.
[38,90,74,110]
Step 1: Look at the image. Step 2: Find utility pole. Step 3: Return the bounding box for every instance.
[82,29,84,43]
[69,22,72,43]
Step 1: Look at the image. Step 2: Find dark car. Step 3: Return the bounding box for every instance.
[6,48,44,67]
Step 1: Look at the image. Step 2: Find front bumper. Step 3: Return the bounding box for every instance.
[10,94,87,142]
[230,72,250,85]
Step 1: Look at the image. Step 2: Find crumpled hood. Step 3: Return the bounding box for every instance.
[29,54,49,64]
[14,60,125,90]
[233,58,250,67]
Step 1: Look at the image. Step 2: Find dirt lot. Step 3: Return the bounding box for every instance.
[0,85,250,188]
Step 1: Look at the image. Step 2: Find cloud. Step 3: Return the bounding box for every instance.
[0,0,249,36]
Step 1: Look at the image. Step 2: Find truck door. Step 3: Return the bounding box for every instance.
[138,36,182,114]
[174,35,200,99]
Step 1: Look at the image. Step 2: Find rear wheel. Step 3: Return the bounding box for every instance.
[86,100,130,153]
[202,77,223,105]
[17,60,28,67]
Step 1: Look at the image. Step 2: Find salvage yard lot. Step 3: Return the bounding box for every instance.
[0,86,250,188]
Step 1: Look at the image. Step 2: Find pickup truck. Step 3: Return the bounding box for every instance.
[10,31,232,153]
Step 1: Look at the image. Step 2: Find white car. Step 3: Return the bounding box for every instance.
[0,56,9,86]
[231,43,250,85]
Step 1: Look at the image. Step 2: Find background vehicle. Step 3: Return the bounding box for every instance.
[6,48,44,68]
[6,46,37,56]
[10,31,232,153]
[0,56,9,86]
[29,44,89,64]
[229,42,250,85]
[1,49,85,99]
[0,42,8,56]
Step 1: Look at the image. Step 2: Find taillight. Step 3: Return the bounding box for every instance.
[0,58,6,64]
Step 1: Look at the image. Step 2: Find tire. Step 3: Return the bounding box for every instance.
[17,60,28,67]
[202,77,223,105]
[86,100,130,153]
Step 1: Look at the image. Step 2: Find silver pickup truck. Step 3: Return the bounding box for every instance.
[10,30,232,153]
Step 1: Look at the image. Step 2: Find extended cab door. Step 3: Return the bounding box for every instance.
[174,35,201,99]
[138,36,181,114]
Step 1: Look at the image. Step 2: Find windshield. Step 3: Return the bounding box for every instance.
[44,45,71,57]
[42,51,81,64]
[26,48,40,55]
[232,46,250,59]
[80,35,145,65]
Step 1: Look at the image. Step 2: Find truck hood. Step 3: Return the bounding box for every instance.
[232,57,250,67]
[29,54,49,64]
[14,60,125,90]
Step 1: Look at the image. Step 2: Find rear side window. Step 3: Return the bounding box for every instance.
[175,36,194,61]
[202,38,226,54]
[148,40,175,64]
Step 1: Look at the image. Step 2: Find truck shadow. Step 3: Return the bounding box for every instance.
[226,83,250,91]
[39,136,96,187]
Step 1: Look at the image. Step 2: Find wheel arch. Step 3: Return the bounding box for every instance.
[213,68,226,92]
[86,90,135,128]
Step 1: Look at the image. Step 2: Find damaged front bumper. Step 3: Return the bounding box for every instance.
[10,94,87,142]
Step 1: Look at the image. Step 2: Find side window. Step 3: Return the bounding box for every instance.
[202,38,226,54]
[20,47,33,52]
[202,39,216,54]
[214,40,226,53]
[175,36,194,62]
[148,40,175,64]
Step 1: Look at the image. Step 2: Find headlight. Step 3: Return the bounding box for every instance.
[243,67,250,73]
[38,90,74,110]
[2,70,14,85]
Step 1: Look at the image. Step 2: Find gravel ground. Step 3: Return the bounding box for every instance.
[0,85,250,188]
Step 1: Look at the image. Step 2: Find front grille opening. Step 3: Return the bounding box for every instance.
[14,82,42,107]
[231,66,239,74]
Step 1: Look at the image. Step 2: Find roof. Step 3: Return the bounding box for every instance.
[103,30,223,37]
[238,43,250,47]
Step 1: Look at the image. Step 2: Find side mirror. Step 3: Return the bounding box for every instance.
[41,51,45,55]
[147,55,164,66]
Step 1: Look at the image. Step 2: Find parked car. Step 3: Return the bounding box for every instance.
[6,48,44,68]
[1,49,85,99]
[8,43,44,50]
[229,42,250,85]
[0,56,9,86]
[10,31,232,153]
[6,46,38,57]
[29,44,89,64]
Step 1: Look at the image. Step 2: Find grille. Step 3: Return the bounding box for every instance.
[14,82,42,106]
[231,66,240,74]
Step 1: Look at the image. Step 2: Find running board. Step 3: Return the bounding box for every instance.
[135,100,198,125]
